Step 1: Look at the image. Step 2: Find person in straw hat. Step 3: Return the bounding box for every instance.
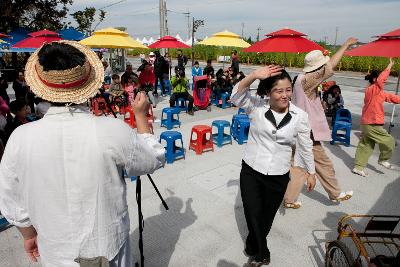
[284,37,358,209]
[0,40,165,266]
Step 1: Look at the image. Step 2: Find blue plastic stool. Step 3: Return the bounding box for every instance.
[123,169,137,182]
[161,107,181,130]
[175,98,188,113]
[238,108,246,115]
[231,114,249,139]
[212,120,232,147]
[221,92,232,109]
[330,108,352,147]
[104,76,111,85]
[159,131,185,164]
[232,117,250,145]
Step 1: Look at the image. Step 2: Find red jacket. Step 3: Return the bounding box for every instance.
[138,69,155,86]
[361,68,400,125]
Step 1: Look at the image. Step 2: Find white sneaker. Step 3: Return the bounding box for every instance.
[352,168,368,177]
[378,161,397,170]
[332,191,353,203]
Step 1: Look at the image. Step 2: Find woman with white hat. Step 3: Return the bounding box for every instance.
[284,37,358,209]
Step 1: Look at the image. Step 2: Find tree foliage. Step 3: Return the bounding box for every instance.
[71,7,106,35]
[0,0,73,33]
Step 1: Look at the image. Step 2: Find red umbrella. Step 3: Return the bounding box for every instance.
[148,35,190,49]
[345,38,400,58]
[12,29,61,49]
[0,33,10,38]
[244,28,324,53]
[375,28,400,38]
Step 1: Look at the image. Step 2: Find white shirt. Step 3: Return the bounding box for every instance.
[231,82,315,175]
[0,106,165,266]
[271,109,287,126]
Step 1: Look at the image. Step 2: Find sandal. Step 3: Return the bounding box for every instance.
[284,201,302,209]
[331,191,353,203]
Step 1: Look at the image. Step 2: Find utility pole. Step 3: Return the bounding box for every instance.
[256,27,261,42]
[323,35,328,45]
[163,0,168,35]
[241,23,245,38]
[183,12,190,40]
[159,0,164,38]
[334,26,338,49]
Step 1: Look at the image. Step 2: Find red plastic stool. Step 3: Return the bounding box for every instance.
[124,107,154,134]
[189,125,214,155]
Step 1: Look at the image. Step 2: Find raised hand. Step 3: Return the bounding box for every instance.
[251,65,283,80]
[345,37,358,47]
[132,91,149,117]
[389,57,394,67]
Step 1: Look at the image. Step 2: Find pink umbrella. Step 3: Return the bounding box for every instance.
[148,36,190,49]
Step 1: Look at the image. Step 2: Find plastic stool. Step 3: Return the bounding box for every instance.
[238,108,246,114]
[163,79,171,96]
[189,125,214,155]
[330,109,352,147]
[160,131,185,164]
[231,114,249,139]
[232,117,250,145]
[212,120,232,147]
[221,92,232,109]
[175,98,188,113]
[124,107,154,133]
[161,107,181,130]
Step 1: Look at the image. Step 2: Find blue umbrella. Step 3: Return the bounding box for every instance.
[58,27,85,41]
[3,27,29,45]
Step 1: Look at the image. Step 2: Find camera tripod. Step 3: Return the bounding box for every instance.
[98,88,169,267]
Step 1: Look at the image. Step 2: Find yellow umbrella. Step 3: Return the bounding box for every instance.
[80,27,147,49]
[0,39,5,43]
[197,30,250,48]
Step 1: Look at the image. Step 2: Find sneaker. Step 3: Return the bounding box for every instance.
[378,161,397,170]
[352,167,368,177]
[331,191,353,203]
[244,258,270,267]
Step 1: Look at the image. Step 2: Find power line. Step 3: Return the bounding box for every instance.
[99,0,128,10]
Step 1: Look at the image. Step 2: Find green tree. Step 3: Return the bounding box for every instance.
[0,0,73,32]
[71,7,106,35]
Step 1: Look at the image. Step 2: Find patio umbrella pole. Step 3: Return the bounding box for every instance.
[388,71,400,134]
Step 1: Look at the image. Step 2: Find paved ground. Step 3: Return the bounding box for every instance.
[0,61,399,267]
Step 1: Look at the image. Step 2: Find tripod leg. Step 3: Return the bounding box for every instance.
[136,176,144,267]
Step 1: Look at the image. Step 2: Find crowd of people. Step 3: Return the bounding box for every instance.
[0,37,398,267]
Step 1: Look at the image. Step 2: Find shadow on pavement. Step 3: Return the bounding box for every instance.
[130,196,197,267]
[217,259,241,267]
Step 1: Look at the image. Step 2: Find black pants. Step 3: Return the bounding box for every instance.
[154,75,165,94]
[240,160,290,262]
[170,92,194,112]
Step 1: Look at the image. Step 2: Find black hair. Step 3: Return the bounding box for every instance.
[329,84,341,94]
[38,43,86,71]
[9,99,27,114]
[365,70,379,84]
[207,59,212,64]
[111,74,120,80]
[194,61,199,65]
[257,69,292,96]
[215,68,224,78]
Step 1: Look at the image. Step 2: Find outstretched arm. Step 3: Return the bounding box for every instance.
[329,37,358,69]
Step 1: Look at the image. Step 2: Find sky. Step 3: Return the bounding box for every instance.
[68,0,400,44]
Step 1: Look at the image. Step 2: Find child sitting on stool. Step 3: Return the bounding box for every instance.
[170,67,194,115]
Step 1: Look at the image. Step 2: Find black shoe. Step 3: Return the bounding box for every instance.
[244,247,256,257]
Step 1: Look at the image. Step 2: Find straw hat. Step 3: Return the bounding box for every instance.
[25,40,104,104]
[303,50,330,73]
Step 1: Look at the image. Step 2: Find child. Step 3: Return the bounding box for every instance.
[124,75,139,104]
[109,74,124,97]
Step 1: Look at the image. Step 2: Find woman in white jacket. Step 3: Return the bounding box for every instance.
[231,65,316,266]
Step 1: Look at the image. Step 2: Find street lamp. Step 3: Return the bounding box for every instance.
[191,18,204,65]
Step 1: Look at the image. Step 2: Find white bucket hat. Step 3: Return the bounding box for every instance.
[303,50,330,73]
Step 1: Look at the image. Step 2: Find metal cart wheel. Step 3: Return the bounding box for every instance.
[325,240,357,267]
